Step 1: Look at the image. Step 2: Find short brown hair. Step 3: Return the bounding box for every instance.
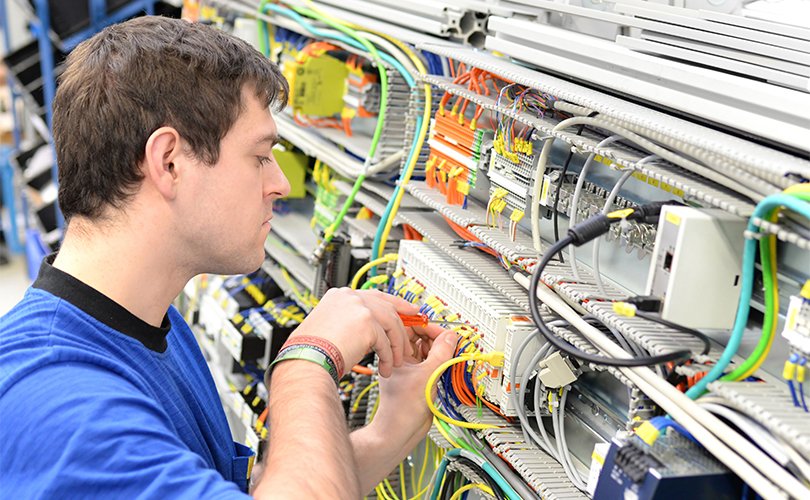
[53,16,288,221]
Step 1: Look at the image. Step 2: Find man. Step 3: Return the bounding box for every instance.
[0,16,457,498]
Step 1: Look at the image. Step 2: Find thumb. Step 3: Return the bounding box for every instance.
[422,331,458,369]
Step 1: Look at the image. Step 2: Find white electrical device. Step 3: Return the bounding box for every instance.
[646,205,746,329]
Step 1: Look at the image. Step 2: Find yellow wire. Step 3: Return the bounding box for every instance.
[399,462,407,500]
[376,484,394,500]
[384,478,399,499]
[408,485,431,500]
[410,451,417,494]
[735,183,810,379]
[301,2,433,261]
[736,232,778,380]
[425,353,503,430]
[784,183,810,195]
[351,253,399,289]
[417,440,430,494]
[280,267,309,306]
[352,380,379,413]
[449,483,495,500]
[371,392,381,419]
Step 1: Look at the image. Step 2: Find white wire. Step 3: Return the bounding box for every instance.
[599,114,789,191]
[700,401,810,483]
[513,271,809,500]
[557,387,589,490]
[533,368,559,459]
[552,116,766,202]
[515,340,554,455]
[566,134,623,281]
[591,153,658,296]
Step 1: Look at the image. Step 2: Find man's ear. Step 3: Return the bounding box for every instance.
[143,127,183,200]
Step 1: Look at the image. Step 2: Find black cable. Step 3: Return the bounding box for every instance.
[528,235,692,367]
[551,125,586,263]
[476,434,538,500]
[634,311,712,356]
[440,469,458,500]
[452,456,506,500]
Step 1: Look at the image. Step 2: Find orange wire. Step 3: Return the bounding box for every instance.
[443,216,501,259]
[352,365,374,376]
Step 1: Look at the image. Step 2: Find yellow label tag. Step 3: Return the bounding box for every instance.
[540,175,551,206]
[607,208,635,219]
[665,212,681,226]
[457,182,470,195]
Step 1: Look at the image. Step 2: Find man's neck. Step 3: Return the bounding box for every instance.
[53,218,192,328]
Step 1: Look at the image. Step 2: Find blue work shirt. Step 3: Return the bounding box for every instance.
[0,257,253,498]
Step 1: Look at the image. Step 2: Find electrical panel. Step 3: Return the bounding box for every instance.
[174,2,810,499]
[646,206,746,329]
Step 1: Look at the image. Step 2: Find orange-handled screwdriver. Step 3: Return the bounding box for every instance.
[398,313,469,328]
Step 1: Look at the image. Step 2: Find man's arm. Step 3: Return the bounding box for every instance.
[349,330,457,495]
[251,288,424,498]
[253,362,360,499]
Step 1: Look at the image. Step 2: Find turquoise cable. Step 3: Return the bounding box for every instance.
[370,115,423,273]
[430,449,519,500]
[258,3,426,263]
[259,3,414,86]
[260,2,388,250]
[686,194,810,398]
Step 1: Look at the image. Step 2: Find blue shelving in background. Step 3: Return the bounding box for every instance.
[1,0,158,275]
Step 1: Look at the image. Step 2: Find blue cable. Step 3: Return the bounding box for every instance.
[686,195,810,399]
[649,416,697,443]
[788,380,800,407]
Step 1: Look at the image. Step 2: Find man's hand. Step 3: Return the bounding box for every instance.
[287,288,421,377]
[351,327,458,494]
[376,327,459,448]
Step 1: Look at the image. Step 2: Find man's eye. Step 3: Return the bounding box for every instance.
[257,156,272,167]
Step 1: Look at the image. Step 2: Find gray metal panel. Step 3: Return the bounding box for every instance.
[638,31,810,78]
[698,8,810,41]
[616,35,809,92]
[503,0,810,65]
[613,2,810,53]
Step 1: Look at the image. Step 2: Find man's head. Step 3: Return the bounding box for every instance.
[53,17,291,274]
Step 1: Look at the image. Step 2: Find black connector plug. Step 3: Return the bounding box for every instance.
[625,295,662,313]
[627,200,683,224]
[567,214,612,246]
[566,201,681,247]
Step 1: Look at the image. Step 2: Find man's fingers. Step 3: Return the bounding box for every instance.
[420,338,431,360]
[372,325,394,378]
[409,323,448,341]
[360,289,420,314]
[357,292,411,369]
[424,331,459,368]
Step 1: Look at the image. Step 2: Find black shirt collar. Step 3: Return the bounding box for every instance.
[32,254,170,352]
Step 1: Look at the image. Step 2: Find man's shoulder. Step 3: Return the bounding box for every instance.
[0,288,144,397]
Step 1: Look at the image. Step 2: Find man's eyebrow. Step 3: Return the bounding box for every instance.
[254,133,279,147]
